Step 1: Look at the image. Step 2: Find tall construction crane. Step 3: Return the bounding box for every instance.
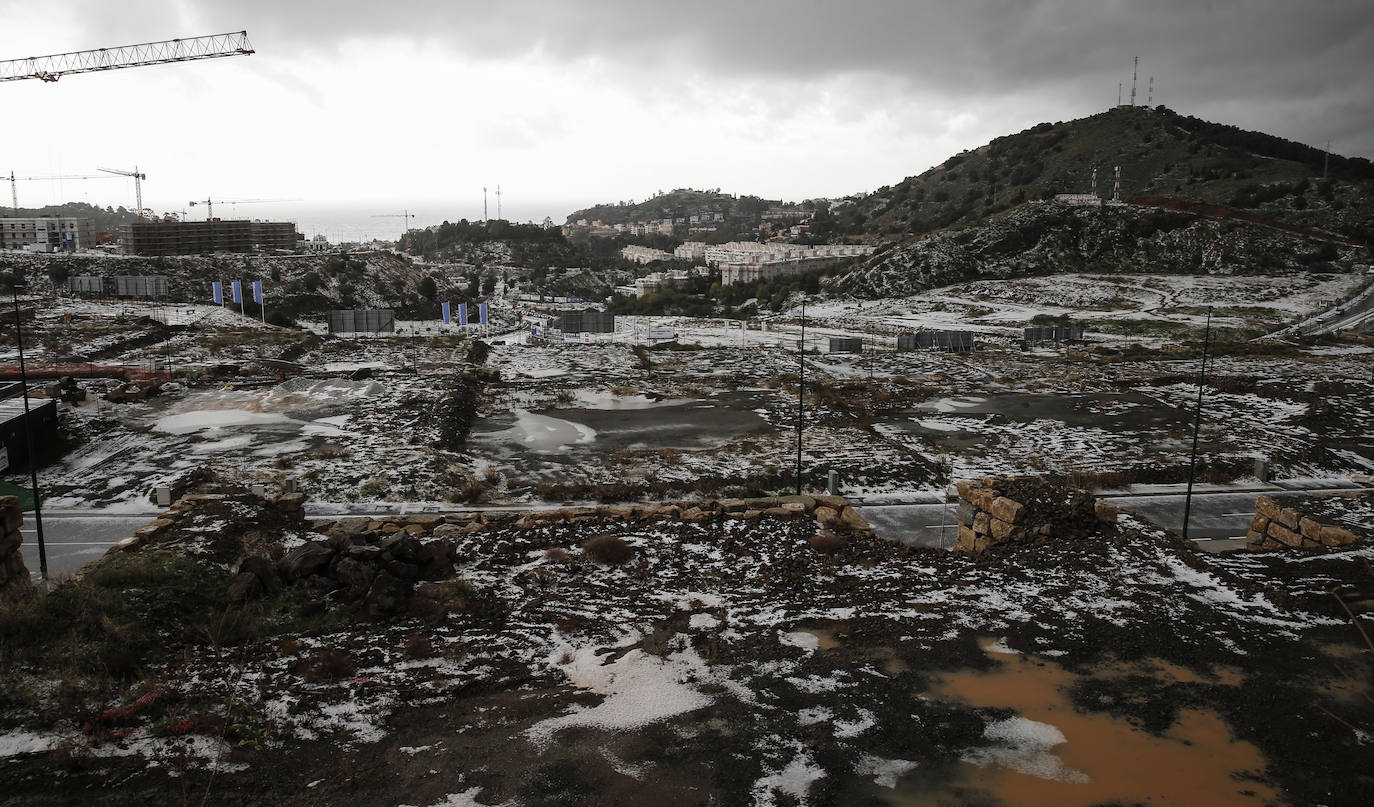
[7,171,118,213]
[98,166,147,220]
[189,197,294,220]
[0,32,253,83]
[372,210,416,230]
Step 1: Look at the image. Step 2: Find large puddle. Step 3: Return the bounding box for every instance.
[474,392,773,457]
[887,642,1277,807]
[898,392,1192,435]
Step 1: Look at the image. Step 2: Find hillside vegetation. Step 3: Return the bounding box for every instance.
[834,201,1362,299]
[846,105,1374,244]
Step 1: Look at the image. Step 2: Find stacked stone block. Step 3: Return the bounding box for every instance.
[954,476,1116,554]
[1246,494,1365,551]
[0,495,32,604]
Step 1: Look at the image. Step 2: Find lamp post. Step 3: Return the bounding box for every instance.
[796,297,806,496]
[1182,306,1213,541]
[11,284,47,578]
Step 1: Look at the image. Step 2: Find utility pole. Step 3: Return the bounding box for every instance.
[11,285,46,579]
[1182,307,1213,541]
[483,187,488,222]
[796,298,806,496]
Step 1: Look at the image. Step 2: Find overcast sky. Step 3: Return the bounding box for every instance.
[2,0,1371,233]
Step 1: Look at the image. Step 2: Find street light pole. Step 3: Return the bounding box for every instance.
[1182,306,1213,541]
[11,286,47,578]
[796,298,805,496]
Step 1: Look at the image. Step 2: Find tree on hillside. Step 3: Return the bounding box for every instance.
[418,275,438,301]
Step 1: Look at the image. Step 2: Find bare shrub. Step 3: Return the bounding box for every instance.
[401,632,433,659]
[582,534,635,565]
[292,648,354,682]
[553,388,575,404]
[482,467,503,486]
[542,547,570,563]
[460,481,486,503]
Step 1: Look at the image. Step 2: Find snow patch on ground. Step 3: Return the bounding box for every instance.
[964,717,1089,783]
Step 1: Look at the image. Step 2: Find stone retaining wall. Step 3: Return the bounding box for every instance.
[954,476,1116,554]
[0,495,31,604]
[1245,493,1367,551]
[309,493,872,538]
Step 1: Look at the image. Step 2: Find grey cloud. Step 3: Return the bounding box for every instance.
[42,1,1374,156]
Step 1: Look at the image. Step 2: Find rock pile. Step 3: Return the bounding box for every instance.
[0,495,31,604]
[954,475,1114,554]
[233,523,460,618]
[1245,493,1367,551]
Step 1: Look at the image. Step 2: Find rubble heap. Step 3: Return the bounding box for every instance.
[1245,492,1368,551]
[954,475,1116,554]
[0,495,31,604]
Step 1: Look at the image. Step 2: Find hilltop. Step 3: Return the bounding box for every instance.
[844,105,1374,243]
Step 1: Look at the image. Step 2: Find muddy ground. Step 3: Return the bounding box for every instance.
[1,492,1372,806]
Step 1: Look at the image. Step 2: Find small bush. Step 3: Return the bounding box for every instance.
[292,648,354,682]
[401,632,433,659]
[460,481,486,503]
[582,534,635,566]
[542,547,570,563]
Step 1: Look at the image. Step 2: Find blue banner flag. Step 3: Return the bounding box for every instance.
[212,281,223,305]
[441,301,451,324]
[457,302,468,326]
[231,280,243,304]
[478,302,489,325]
[252,280,263,304]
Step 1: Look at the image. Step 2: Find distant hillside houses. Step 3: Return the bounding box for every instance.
[621,245,674,264]
[709,242,877,285]
[634,267,707,297]
[566,211,728,239]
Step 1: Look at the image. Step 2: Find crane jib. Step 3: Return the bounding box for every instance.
[0,31,253,83]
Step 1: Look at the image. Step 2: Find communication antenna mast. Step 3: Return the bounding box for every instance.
[483,186,488,222]
[1130,56,1138,107]
[1148,76,1154,106]
[1117,82,1122,107]
[496,184,502,220]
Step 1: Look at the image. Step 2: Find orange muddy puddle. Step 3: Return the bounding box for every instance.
[887,646,1281,807]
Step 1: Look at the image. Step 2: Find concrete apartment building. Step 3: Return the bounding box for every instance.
[709,241,877,286]
[621,245,674,264]
[0,217,95,252]
[118,219,301,255]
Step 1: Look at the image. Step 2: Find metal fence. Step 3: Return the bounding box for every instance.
[1023,326,1085,342]
[112,275,169,297]
[553,310,616,333]
[68,276,104,294]
[327,309,395,334]
[898,331,975,352]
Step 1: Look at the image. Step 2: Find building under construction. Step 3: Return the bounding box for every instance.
[118,219,300,255]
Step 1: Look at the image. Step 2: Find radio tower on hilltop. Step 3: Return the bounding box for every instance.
[496,185,502,220]
[483,186,488,222]
[1148,76,1154,106]
[1129,56,1139,106]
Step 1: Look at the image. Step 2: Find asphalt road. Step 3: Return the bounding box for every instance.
[856,482,1370,552]
[16,512,156,579]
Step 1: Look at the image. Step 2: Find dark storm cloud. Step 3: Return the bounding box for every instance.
[48,1,1374,156]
